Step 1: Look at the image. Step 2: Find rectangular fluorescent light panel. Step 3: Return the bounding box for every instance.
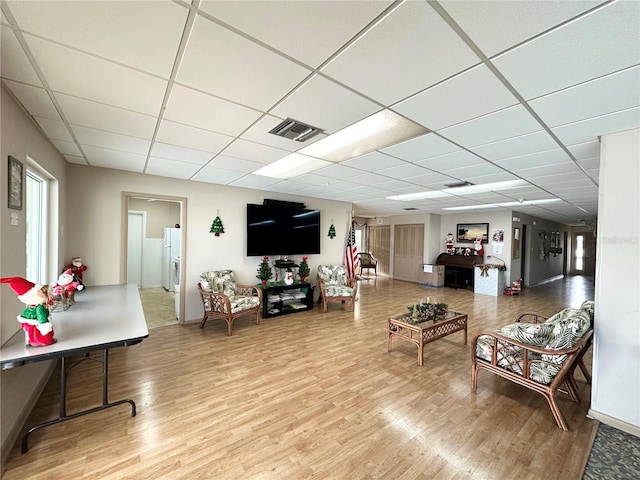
[299,109,428,163]
[254,153,332,179]
[442,198,561,210]
[387,179,528,201]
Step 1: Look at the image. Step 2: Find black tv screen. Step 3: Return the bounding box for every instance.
[246,204,321,256]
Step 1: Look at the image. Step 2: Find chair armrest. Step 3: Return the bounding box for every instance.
[515,313,549,324]
[236,284,263,301]
[473,331,588,357]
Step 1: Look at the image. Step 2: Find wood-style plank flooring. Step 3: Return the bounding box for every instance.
[2,276,596,479]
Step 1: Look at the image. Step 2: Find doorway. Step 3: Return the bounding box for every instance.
[572,232,596,276]
[393,224,424,282]
[122,192,186,328]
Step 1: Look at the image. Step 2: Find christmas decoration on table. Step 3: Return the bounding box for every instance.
[1,277,56,346]
[210,211,225,236]
[445,233,455,254]
[463,247,471,256]
[256,256,273,285]
[478,263,507,276]
[298,256,310,282]
[328,223,336,239]
[406,298,448,323]
[504,278,522,295]
[473,237,484,256]
[64,257,87,289]
[51,268,84,310]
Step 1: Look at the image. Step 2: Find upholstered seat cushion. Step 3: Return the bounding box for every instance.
[324,285,355,297]
[317,265,348,286]
[200,270,237,296]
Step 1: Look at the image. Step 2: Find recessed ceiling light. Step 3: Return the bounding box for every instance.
[254,153,332,179]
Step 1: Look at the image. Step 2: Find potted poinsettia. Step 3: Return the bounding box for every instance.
[256,256,273,285]
[298,256,310,282]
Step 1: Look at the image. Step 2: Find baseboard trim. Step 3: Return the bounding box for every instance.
[587,409,640,437]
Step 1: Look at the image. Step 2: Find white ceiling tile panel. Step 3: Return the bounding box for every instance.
[347,173,393,186]
[529,66,640,127]
[461,172,521,184]
[470,130,560,161]
[371,180,420,192]
[551,107,640,146]
[377,163,434,180]
[200,1,392,68]
[260,181,307,194]
[394,65,518,130]
[55,93,157,139]
[209,155,265,174]
[411,172,459,187]
[50,139,81,156]
[441,0,606,57]
[150,142,214,165]
[156,120,233,153]
[492,1,640,99]
[567,140,601,160]
[34,117,73,142]
[511,161,582,178]
[82,145,146,173]
[1,25,42,86]
[341,152,407,172]
[314,164,369,180]
[5,0,187,77]
[145,158,202,180]
[321,1,480,105]
[414,149,485,171]
[221,139,290,165]
[381,133,460,162]
[239,115,327,151]
[577,158,599,171]
[438,162,504,178]
[163,85,262,137]
[63,155,87,165]
[271,75,380,134]
[177,16,311,111]
[24,35,167,116]
[3,80,60,120]
[438,105,543,147]
[191,165,246,185]
[493,148,572,170]
[71,125,151,155]
[227,174,280,190]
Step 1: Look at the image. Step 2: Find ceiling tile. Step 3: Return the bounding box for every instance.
[394,64,518,130]
[314,164,369,180]
[200,1,392,68]
[221,139,290,164]
[415,150,485,171]
[164,85,262,137]
[177,15,311,110]
[462,172,521,184]
[438,105,543,147]
[470,130,560,161]
[551,107,640,146]
[150,142,214,165]
[439,162,505,178]
[209,155,265,173]
[341,152,407,172]
[1,25,42,86]
[34,117,73,142]
[55,93,157,139]
[512,161,582,178]
[441,0,605,57]
[529,66,640,127]
[50,139,81,156]
[146,157,202,179]
[82,145,146,173]
[494,148,572,170]
[191,165,246,185]
[381,132,460,162]
[156,120,233,153]
[567,140,600,160]
[6,0,187,77]
[228,174,280,190]
[411,172,459,187]
[492,1,640,99]
[377,162,433,180]
[3,80,60,120]
[271,74,380,134]
[321,1,479,105]
[72,125,151,155]
[64,155,87,165]
[239,115,327,151]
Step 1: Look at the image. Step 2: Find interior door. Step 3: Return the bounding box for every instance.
[369,225,390,275]
[393,224,424,282]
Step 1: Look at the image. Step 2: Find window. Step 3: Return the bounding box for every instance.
[26,169,48,283]
[575,235,584,272]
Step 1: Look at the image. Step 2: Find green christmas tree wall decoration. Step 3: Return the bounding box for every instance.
[210,216,224,236]
[328,224,336,239]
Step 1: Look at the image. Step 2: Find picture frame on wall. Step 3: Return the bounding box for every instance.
[8,156,23,210]
[456,223,489,243]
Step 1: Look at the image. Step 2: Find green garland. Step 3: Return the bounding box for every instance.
[478,264,507,277]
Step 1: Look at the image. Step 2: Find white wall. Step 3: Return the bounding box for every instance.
[591,128,640,433]
[65,165,352,322]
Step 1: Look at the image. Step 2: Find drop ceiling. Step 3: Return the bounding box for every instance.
[1,0,639,225]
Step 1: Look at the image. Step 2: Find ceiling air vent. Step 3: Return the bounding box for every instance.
[444,181,474,188]
[269,118,321,142]
[403,207,419,211]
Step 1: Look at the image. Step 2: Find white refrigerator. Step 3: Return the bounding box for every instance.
[163,227,181,292]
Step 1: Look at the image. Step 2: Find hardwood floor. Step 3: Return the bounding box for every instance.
[2,276,596,479]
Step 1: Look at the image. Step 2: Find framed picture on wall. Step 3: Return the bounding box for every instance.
[456,223,489,243]
[7,156,23,210]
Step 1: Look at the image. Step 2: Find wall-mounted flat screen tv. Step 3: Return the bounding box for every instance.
[246,204,321,256]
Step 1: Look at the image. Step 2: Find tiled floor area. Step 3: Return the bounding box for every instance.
[138,287,177,329]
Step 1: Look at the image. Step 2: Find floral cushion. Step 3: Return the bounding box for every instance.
[317,265,348,286]
[227,295,260,313]
[200,270,237,296]
[325,285,355,297]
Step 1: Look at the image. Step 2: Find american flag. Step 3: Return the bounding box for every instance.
[345,220,359,279]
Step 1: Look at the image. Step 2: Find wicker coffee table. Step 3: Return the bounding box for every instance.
[388,311,467,366]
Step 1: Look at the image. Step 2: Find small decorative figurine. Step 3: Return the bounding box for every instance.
[52,268,84,308]
[65,257,87,289]
[1,276,56,346]
[473,237,484,256]
[445,233,455,254]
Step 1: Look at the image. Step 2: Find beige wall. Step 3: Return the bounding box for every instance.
[1,86,68,463]
[128,197,180,238]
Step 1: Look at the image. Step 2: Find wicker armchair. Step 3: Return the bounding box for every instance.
[357,252,377,276]
[198,270,262,336]
[316,265,358,313]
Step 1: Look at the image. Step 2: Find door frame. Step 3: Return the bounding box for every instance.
[121,192,187,324]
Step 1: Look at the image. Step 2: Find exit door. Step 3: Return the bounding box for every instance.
[572,232,596,276]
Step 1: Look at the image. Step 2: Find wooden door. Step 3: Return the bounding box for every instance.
[369,225,390,275]
[393,224,424,282]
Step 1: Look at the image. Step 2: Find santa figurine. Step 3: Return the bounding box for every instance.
[65,257,87,288]
[52,268,84,306]
[445,233,455,254]
[473,237,485,257]
[1,277,56,347]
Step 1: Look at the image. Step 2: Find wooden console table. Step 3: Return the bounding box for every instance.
[0,284,149,452]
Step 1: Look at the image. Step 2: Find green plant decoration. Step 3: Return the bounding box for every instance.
[298,256,310,281]
[328,224,336,239]
[256,256,273,284]
[210,216,224,236]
